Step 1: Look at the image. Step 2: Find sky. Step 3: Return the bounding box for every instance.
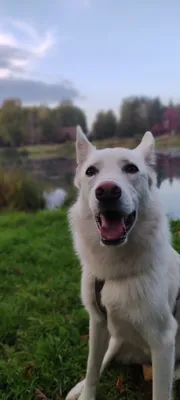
[1,0,180,127]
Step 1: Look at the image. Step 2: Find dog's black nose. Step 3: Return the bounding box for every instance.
[95,181,122,201]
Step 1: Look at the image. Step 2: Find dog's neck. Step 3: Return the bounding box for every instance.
[70,188,171,281]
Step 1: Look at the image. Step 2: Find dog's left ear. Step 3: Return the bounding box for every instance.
[136,131,155,166]
[76,126,95,166]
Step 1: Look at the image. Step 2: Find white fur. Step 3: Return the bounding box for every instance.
[66,126,180,400]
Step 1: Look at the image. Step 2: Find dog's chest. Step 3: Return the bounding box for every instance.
[101,280,148,347]
[82,243,143,281]
[108,315,147,348]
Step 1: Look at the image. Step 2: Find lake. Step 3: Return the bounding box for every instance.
[0,149,180,219]
[156,150,180,219]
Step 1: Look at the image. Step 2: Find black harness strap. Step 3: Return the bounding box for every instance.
[173,254,180,317]
[173,287,180,317]
[95,278,107,318]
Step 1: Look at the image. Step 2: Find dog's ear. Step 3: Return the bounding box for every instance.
[136,131,155,166]
[76,126,95,165]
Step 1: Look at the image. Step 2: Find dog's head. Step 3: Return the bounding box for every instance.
[74,126,156,246]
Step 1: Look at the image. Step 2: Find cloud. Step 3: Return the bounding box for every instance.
[0,32,16,46]
[11,21,39,42]
[34,32,54,57]
[12,21,54,57]
[0,21,55,78]
[0,20,81,105]
[0,77,81,103]
[0,44,32,73]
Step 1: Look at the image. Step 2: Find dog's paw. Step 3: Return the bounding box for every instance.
[78,386,96,400]
[66,380,85,400]
[78,391,95,400]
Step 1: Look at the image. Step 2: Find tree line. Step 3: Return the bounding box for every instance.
[0,99,87,147]
[92,97,180,140]
[0,96,180,147]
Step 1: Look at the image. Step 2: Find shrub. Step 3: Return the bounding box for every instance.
[19,148,29,157]
[0,168,45,211]
[64,186,77,207]
[1,148,20,162]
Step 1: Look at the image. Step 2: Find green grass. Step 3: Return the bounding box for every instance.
[0,210,179,400]
[155,137,180,149]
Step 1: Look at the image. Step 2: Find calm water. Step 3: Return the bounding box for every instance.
[156,151,180,219]
[0,149,180,219]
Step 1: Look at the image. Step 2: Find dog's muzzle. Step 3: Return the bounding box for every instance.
[95,181,136,246]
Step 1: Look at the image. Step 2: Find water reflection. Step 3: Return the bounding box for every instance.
[158,179,180,220]
[156,153,180,219]
[0,149,180,218]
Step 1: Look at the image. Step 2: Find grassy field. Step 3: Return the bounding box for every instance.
[20,135,180,160]
[0,210,179,400]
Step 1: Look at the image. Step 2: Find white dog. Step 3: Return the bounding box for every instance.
[66,126,180,400]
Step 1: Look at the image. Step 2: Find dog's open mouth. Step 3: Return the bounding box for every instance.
[95,210,136,245]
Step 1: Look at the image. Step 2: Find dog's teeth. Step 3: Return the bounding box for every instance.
[95,215,102,228]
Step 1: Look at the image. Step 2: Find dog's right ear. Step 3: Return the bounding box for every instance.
[76,126,95,166]
[136,131,155,166]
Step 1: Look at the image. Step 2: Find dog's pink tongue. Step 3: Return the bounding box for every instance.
[100,214,126,240]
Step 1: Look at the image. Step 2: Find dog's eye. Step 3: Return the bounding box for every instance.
[86,166,98,177]
[123,163,139,174]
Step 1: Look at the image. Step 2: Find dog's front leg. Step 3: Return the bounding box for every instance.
[79,316,109,400]
[151,344,175,400]
[149,315,177,400]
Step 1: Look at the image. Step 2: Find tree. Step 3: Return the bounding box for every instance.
[0,100,88,146]
[118,96,165,137]
[0,99,25,147]
[92,110,117,139]
[0,95,178,146]
[164,102,177,134]
[38,106,55,143]
[23,106,42,145]
[175,104,180,133]
[55,103,88,133]
[119,97,151,137]
[148,98,164,126]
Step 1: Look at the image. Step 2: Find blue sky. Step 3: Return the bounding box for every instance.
[0,0,180,127]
